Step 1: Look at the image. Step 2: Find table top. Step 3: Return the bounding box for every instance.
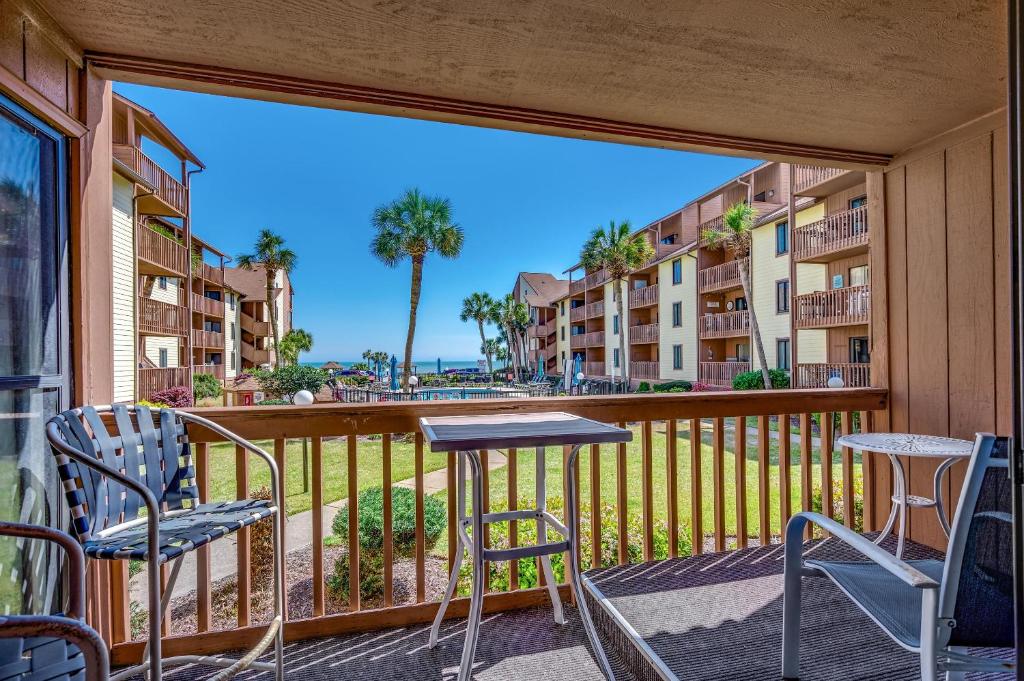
[419,412,632,452]
[835,432,974,458]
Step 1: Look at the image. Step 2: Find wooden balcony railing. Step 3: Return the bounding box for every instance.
[698,214,724,239]
[699,361,751,387]
[202,263,224,286]
[699,310,750,339]
[241,340,271,365]
[192,329,225,348]
[112,144,187,216]
[569,305,586,322]
[797,363,871,388]
[570,270,606,293]
[629,323,659,344]
[137,225,189,277]
[194,363,226,380]
[583,361,606,376]
[138,297,187,336]
[628,285,658,309]
[585,301,605,319]
[570,334,587,349]
[240,312,271,337]
[793,164,847,195]
[92,388,886,664]
[629,361,659,380]
[698,258,747,293]
[793,285,870,329]
[192,293,226,318]
[792,205,869,262]
[137,367,190,399]
[585,330,605,347]
[530,323,550,338]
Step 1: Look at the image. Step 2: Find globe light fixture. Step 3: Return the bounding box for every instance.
[292,389,315,405]
[826,373,845,389]
[576,372,584,382]
[409,375,419,387]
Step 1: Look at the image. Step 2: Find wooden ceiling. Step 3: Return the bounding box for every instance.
[42,0,1007,166]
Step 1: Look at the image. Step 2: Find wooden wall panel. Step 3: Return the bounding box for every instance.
[826,254,870,283]
[884,167,909,435]
[992,125,1013,435]
[826,324,869,363]
[24,23,68,110]
[826,182,867,214]
[0,1,23,76]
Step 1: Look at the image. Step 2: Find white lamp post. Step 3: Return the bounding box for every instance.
[409,374,419,397]
[292,390,314,406]
[292,390,315,492]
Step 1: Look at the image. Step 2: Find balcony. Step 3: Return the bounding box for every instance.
[584,330,605,347]
[192,328,225,348]
[628,284,658,309]
[112,144,187,217]
[569,305,586,322]
[137,224,189,277]
[792,164,861,197]
[137,366,190,398]
[699,310,750,339]
[241,340,271,365]
[569,277,586,295]
[138,297,187,336]
[629,323,658,344]
[203,263,225,286]
[793,285,870,329]
[241,311,271,336]
[698,258,747,293]
[570,333,586,349]
[629,360,659,380]
[797,362,871,388]
[529,323,550,338]
[583,360,606,376]
[194,363,226,380]
[192,292,226,318]
[792,205,869,262]
[584,300,604,319]
[699,360,751,387]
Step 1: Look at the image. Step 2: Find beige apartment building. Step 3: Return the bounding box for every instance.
[511,272,568,376]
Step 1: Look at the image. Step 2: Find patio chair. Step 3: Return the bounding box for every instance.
[0,521,109,681]
[45,405,285,681]
[782,433,1015,680]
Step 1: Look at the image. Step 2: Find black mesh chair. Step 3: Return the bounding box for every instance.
[782,433,1015,680]
[0,522,108,681]
[45,405,285,681]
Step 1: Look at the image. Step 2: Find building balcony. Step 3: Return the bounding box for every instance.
[792,164,861,197]
[194,363,225,380]
[241,340,271,365]
[112,143,187,217]
[583,360,606,376]
[585,330,605,347]
[629,323,658,344]
[629,360,659,380]
[138,297,187,336]
[792,205,869,263]
[699,360,751,387]
[628,284,658,309]
[585,300,604,319]
[192,328,225,348]
[137,224,189,277]
[530,323,550,338]
[569,305,586,322]
[137,366,190,399]
[698,258,747,293]
[793,285,870,329]
[570,333,586,349]
[202,262,225,286]
[192,292,225,318]
[699,310,750,339]
[240,311,271,336]
[797,362,871,388]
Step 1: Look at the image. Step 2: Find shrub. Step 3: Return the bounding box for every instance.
[136,399,170,409]
[732,369,790,390]
[636,382,651,393]
[257,398,290,405]
[327,550,386,603]
[653,380,692,393]
[192,372,223,400]
[690,382,712,392]
[249,486,275,586]
[150,385,193,407]
[331,486,446,555]
[252,365,329,399]
[811,476,864,532]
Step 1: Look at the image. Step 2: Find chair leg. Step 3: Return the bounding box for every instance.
[457,451,486,681]
[919,589,939,681]
[272,505,286,681]
[539,555,565,625]
[944,648,967,681]
[430,545,464,648]
[145,557,163,681]
[781,520,805,680]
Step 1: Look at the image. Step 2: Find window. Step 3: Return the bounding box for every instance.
[775,220,788,255]
[230,322,236,338]
[560,301,565,315]
[561,351,566,363]
[776,279,790,313]
[671,258,682,285]
[850,337,870,364]
[158,348,168,368]
[230,350,236,370]
[776,338,791,371]
[613,348,620,368]
[672,302,682,327]
[672,344,683,370]
[661,233,677,245]
[613,315,619,334]
[158,276,168,290]
[850,196,867,209]
[734,296,748,311]
[753,190,767,202]
[228,293,235,310]
[735,343,750,362]
[849,265,870,287]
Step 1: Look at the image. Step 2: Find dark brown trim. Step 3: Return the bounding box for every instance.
[84,51,893,168]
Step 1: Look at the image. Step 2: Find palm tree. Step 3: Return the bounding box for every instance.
[579,220,655,388]
[278,328,313,365]
[237,229,297,369]
[460,292,497,372]
[494,344,509,370]
[492,294,531,380]
[702,202,773,390]
[370,189,464,388]
[481,338,501,374]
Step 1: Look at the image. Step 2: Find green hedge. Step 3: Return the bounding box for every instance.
[192,372,223,400]
[732,369,790,390]
[331,486,446,555]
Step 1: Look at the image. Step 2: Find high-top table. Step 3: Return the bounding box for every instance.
[419,412,632,681]
[835,432,974,558]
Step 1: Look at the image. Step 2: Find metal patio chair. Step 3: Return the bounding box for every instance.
[45,405,286,681]
[0,521,108,681]
[782,433,1015,680]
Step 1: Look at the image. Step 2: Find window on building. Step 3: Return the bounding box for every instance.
[561,326,565,340]
[613,348,620,368]
[735,343,750,362]
[776,338,791,371]
[849,265,870,287]
[230,322,236,338]
[560,301,565,315]
[561,351,566,363]
[776,279,790,313]
[228,293,235,310]
[158,348,168,368]
[613,315,619,334]
[850,196,867,209]
[672,302,682,327]
[661,234,677,245]
[734,296,748,311]
[775,220,789,255]
[157,276,168,290]
[672,344,682,370]
[672,258,682,285]
[230,351,236,370]
[850,337,870,364]
[754,190,767,202]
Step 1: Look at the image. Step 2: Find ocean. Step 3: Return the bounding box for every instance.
[301,360,485,373]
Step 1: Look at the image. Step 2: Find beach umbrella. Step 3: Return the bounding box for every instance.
[572,354,582,386]
[563,356,572,390]
[389,355,399,391]
[437,357,442,375]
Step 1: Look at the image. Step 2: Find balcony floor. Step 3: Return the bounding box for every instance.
[138,535,1009,681]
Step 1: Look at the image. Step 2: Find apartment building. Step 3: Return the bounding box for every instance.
[225,265,294,371]
[511,272,568,375]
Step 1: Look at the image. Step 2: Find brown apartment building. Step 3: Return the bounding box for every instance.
[224,264,294,371]
[511,272,568,375]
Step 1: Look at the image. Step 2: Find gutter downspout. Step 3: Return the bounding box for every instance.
[184,166,203,390]
[132,188,155,402]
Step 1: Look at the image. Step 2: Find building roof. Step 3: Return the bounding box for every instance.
[113,93,204,167]
[754,196,818,227]
[518,272,569,307]
[321,361,343,369]
[224,265,288,301]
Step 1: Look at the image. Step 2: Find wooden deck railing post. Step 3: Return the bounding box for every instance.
[346,435,359,611]
[235,444,251,627]
[311,437,325,617]
[712,417,726,552]
[800,414,813,541]
[779,414,792,534]
[415,434,426,602]
[665,421,679,558]
[757,416,770,545]
[616,423,628,564]
[841,412,855,528]
[642,421,655,561]
[508,448,519,588]
[274,438,288,616]
[689,418,703,555]
[195,442,212,632]
[589,444,602,568]
[735,416,748,549]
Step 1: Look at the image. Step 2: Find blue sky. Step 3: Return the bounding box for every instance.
[115,83,759,362]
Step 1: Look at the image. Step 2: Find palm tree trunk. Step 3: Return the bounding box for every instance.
[477,320,491,372]
[737,257,773,390]
[615,279,628,389]
[267,270,281,369]
[403,256,424,389]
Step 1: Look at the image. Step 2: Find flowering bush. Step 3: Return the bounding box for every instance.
[149,385,193,407]
[690,382,713,392]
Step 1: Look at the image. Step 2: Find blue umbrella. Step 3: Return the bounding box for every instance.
[572,354,582,386]
[437,357,442,375]
[389,355,399,391]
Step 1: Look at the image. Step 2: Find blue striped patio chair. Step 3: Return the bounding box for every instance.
[45,405,285,681]
[0,521,108,681]
[782,433,1015,680]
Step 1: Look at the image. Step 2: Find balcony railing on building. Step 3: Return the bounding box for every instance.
[792,205,869,262]
[793,285,870,329]
[584,330,605,347]
[192,329,225,348]
[530,323,550,338]
[241,340,271,365]
[192,293,226,318]
[698,258,747,293]
[138,297,188,336]
[240,311,271,336]
[628,284,658,309]
[629,360,659,380]
[583,360,605,376]
[112,144,188,217]
[699,361,750,387]
[699,310,750,339]
[792,164,855,197]
[194,363,226,380]
[570,333,586,350]
[585,300,604,319]
[202,263,225,286]
[629,323,658,344]
[137,224,189,277]
[797,363,871,388]
[569,305,586,322]
[137,366,190,398]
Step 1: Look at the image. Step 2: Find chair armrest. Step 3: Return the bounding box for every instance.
[0,523,86,620]
[0,614,109,681]
[785,512,939,589]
